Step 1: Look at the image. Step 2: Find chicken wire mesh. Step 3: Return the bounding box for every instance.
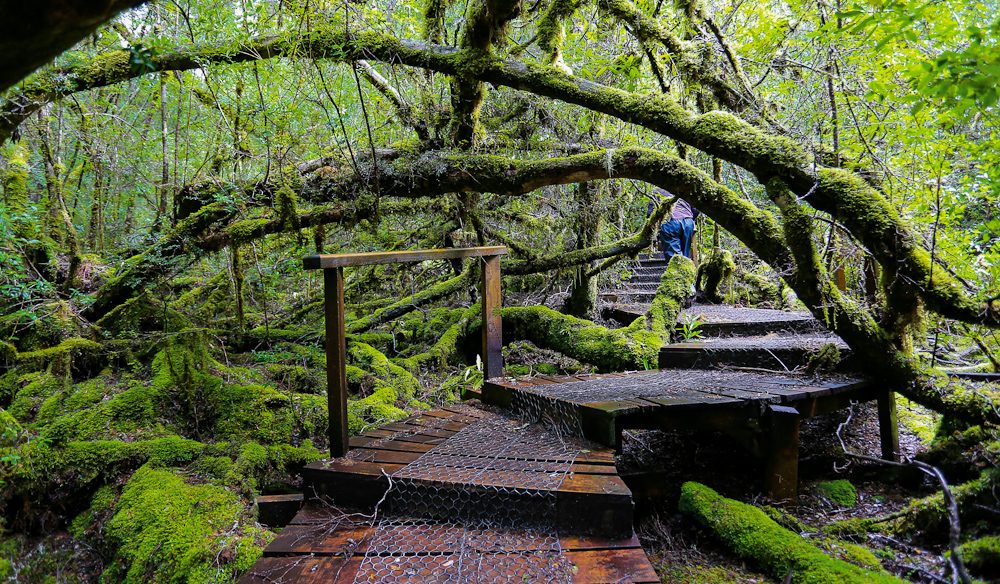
[343,407,585,583]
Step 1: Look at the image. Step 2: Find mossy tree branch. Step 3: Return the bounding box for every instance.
[504,192,673,275]
[8,23,988,330]
[346,265,474,334]
[0,0,149,92]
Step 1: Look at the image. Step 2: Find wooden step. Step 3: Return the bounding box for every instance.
[599,289,657,304]
[679,305,822,337]
[302,407,633,538]
[659,334,855,371]
[243,505,659,583]
[483,369,872,449]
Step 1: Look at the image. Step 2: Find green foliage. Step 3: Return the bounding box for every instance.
[677,315,703,341]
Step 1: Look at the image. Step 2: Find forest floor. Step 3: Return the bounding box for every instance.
[619,403,945,583]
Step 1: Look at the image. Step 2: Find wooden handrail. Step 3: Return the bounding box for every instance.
[303,246,507,269]
[303,246,507,457]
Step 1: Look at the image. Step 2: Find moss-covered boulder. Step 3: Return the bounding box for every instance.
[955,535,1000,580]
[816,479,858,508]
[679,481,902,583]
[100,464,272,582]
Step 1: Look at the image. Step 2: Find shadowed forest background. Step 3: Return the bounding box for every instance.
[0,0,999,582]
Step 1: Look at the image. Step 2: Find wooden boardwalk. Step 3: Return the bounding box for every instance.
[483,368,896,499]
[242,405,658,583]
[242,248,898,582]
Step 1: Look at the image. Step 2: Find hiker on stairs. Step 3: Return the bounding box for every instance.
[649,189,700,260]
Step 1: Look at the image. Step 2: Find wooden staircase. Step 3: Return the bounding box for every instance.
[241,405,658,583]
[239,246,896,583]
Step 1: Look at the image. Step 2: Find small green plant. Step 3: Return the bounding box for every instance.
[677,316,703,341]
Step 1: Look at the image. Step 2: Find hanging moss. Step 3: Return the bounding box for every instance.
[97,293,190,338]
[679,482,903,584]
[647,254,697,343]
[804,344,842,375]
[101,464,271,583]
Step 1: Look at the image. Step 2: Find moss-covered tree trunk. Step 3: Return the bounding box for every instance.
[565,182,603,318]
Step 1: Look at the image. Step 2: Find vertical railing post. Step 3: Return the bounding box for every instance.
[481,254,503,379]
[324,267,349,457]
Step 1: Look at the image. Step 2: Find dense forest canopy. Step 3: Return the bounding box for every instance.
[0,0,999,581]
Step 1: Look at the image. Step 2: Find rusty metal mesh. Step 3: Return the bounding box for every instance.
[507,369,856,406]
[346,409,583,583]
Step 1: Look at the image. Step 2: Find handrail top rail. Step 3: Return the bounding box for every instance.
[303,246,507,270]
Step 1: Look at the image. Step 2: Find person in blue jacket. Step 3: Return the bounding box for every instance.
[649,189,699,260]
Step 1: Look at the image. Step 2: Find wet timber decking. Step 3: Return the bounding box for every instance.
[241,405,658,583]
[483,368,898,499]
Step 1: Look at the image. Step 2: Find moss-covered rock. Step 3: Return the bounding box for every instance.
[955,535,1000,580]
[679,481,902,583]
[816,479,858,508]
[101,464,272,582]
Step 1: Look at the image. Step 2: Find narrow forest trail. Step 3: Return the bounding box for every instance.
[241,258,896,583]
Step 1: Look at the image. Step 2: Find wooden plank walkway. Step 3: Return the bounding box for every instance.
[241,405,658,583]
[483,369,896,499]
[660,332,855,370]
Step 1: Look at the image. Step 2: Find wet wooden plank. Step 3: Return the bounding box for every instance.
[303,246,507,269]
[264,523,372,556]
[349,435,437,453]
[239,556,348,583]
[566,548,660,583]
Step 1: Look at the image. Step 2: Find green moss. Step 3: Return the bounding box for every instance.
[102,464,271,583]
[348,385,408,434]
[822,516,881,539]
[697,250,735,303]
[892,468,999,537]
[679,482,901,583]
[955,536,1000,579]
[69,484,117,539]
[898,397,939,446]
[816,480,858,508]
[17,338,101,365]
[7,371,63,424]
[804,344,842,375]
[349,342,420,400]
[658,563,750,583]
[648,255,696,343]
[503,305,661,372]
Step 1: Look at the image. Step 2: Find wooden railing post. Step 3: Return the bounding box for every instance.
[304,246,506,458]
[481,254,503,379]
[324,267,349,457]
